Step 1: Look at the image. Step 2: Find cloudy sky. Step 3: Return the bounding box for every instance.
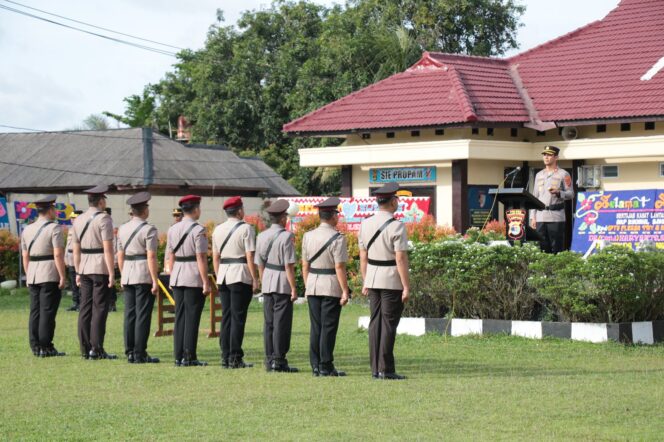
[0,0,620,132]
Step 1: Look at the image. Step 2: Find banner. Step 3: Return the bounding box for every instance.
[14,201,77,229]
[369,167,436,184]
[0,197,9,230]
[284,196,431,231]
[571,189,664,256]
[468,185,498,227]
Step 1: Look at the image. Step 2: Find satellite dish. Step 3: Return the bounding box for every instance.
[561,126,578,141]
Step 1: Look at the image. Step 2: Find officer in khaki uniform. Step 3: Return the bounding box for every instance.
[71,185,117,360]
[359,182,410,380]
[166,195,210,367]
[255,199,299,373]
[20,195,66,357]
[65,210,83,311]
[212,196,259,369]
[301,197,350,377]
[117,192,160,364]
[529,145,574,253]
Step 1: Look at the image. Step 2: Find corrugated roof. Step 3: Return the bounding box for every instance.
[0,128,299,196]
[284,0,664,134]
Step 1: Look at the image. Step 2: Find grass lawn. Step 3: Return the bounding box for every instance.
[0,289,663,441]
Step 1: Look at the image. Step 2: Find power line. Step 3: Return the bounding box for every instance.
[0,3,177,57]
[0,124,153,140]
[2,0,185,50]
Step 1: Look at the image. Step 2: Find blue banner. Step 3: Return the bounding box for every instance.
[571,189,664,256]
[369,167,436,184]
[0,197,9,229]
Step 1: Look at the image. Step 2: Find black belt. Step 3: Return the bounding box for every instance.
[309,267,336,275]
[265,263,285,272]
[175,256,197,262]
[544,203,565,211]
[124,254,147,261]
[81,248,104,254]
[220,257,247,264]
[29,255,54,262]
[368,258,397,267]
[67,249,72,253]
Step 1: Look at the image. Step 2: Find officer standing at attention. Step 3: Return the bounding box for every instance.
[212,196,259,369]
[255,199,299,373]
[21,195,66,357]
[65,210,83,311]
[166,195,210,367]
[117,192,160,364]
[163,208,184,275]
[359,182,410,380]
[529,145,574,253]
[301,197,350,377]
[71,185,117,360]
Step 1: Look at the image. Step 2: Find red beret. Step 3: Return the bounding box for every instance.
[223,196,243,210]
[179,195,201,206]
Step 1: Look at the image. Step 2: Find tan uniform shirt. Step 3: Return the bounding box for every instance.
[255,224,296,295]
[212,218,256,286]
[21,218,63,285]
[64,228,74,267]
[302,223,348,298]
[71,207,113,275]
[167,217,208,288]
[117,217,158,286]
[359,211,408,291]
[531,168,574,222]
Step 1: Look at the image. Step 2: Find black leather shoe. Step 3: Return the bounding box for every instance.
[88,350,100,360]
[67,304,79,312]
[320,368,346,377]
[39,349,47,358]
[175,360,183,367]
[186,360,208,367]
[312,368,320,377]
[99,351,118,360]
[271,362,299,373]
[372,372,380,380]
[144,354,160,363]
[82,353,90,360]
[127,352,135,364]
[221,359,230,369]
[379,372,407,380]
[230,359,253,369]
[45,347,65,357]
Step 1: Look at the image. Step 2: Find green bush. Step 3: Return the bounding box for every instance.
[0,230,20,282]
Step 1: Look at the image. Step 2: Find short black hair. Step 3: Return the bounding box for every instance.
[36,206,51,215]
[225,207,241,217]
[181,203,199,214]
[131,204,148,217]
[319,211,336,221]
[377,196,393,206]
[269,213,286,224]
[88,194,104,206]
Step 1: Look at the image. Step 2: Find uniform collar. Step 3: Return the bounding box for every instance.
[87,207,102,214]
[319,223,336,231]
[227,217,242,225]
[132,216,146,223]
[182,216,196,224]
[375,210,395,219]
[269,223,285,231]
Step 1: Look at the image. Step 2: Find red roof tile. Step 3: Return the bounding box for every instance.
[284,0,664,134]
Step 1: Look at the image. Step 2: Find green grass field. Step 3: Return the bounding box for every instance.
[1,289,663,441]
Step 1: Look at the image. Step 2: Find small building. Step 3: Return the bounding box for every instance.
[0,128,298,233]
[284,0,664,245]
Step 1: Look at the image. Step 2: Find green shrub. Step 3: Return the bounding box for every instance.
[0,230,20,282]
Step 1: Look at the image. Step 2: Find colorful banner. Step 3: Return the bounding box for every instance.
[369,167,436,184]
[284,196,431,231]
[468,185,498,227]
[13,201,77,228]
[571,189,664,256]
[0,197,9,229]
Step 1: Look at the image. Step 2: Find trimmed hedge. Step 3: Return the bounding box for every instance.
[406,242,664,323]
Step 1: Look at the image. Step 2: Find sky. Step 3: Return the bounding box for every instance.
[0,0,621,133]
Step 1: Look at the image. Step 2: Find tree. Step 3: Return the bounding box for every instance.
[112,0,525,194]
[69,113,112,131]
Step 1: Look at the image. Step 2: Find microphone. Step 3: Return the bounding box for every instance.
[507,166,522,189]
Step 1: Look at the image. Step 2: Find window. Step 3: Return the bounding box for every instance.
[596,124,607,133]
[361,133,371,140]
[487,128,494,136]
[386,132,395,139]
[660,162,664,177]
[621,123,631,132]
[602,165,619,178]
[536,130,545,136]
[411,130,420,137]
[471,128,479,135]
[435,128,445,136]
[510,128,518,137]
[645,122,656,131]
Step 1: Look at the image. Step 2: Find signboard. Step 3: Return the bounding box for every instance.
[369,167,436,184]
[571,189,664,256]
[468,185,498,227]
[284,196,431,231]
[14,201,77,230]
[0,197,9,230]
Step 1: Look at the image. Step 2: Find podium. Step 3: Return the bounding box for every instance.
[489,188,545,242]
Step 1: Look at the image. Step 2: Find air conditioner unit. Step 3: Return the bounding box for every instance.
[578,165,601,189]
[561,126,579,140]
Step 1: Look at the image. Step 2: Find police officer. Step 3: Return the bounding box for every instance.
[106,208,119,312]
[529,145,574,253]
[359,182,410,380]
[117,192,160,364]
[65,210,83,311]
[166,195,210,367]
[255,199,298,373]
[301,197,350,377]
[72,185,117,360]
[172,208,183,224]
[20,195,66,357]
[212,196,259,369]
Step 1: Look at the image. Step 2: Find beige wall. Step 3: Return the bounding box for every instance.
[583,161,664,190]
[4,193,268,235]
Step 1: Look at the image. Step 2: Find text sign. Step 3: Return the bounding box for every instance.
[369,167,436,184]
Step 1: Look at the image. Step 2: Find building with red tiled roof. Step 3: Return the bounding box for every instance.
[286,0,664,248]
